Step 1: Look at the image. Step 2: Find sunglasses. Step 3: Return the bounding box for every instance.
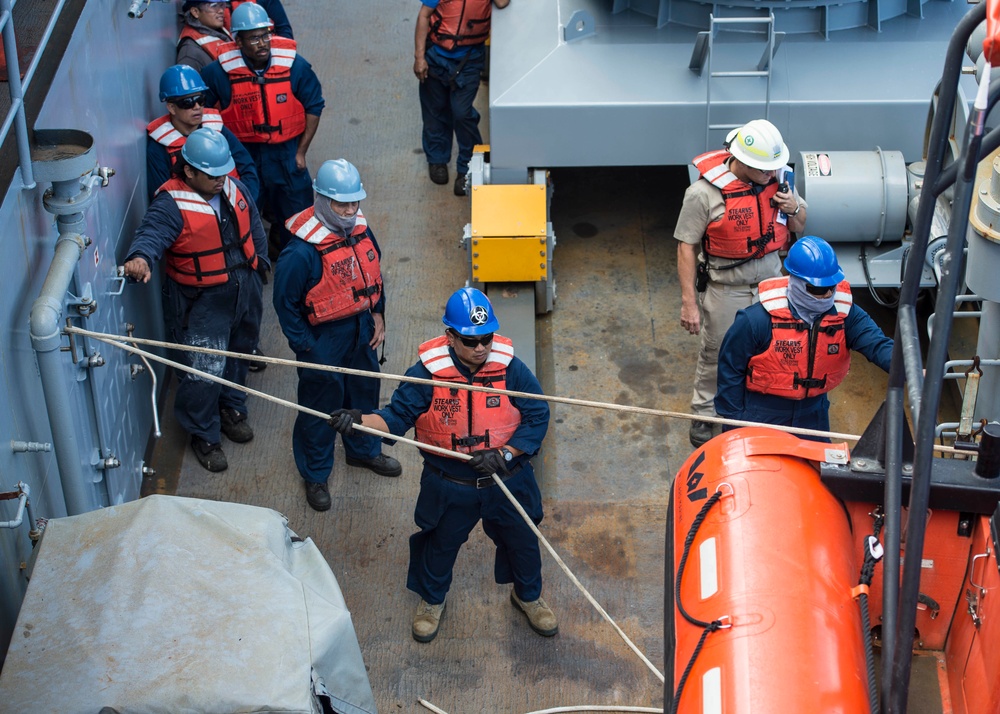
[805,283,835,296]
[451,331,494,348]
[172,94,207,110]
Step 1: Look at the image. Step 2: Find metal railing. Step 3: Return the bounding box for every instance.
[0,0,72,190]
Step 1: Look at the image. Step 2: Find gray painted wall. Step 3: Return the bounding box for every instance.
[0,0,176,660]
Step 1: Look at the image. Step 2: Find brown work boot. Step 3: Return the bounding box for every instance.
[510,590,558,636]
[412,599,446,643]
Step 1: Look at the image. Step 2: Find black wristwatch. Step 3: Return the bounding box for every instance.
[500,447,514,463]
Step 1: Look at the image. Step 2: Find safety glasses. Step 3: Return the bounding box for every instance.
[451,331,494,348]
[805,283,835,296]
[172,94,207,110]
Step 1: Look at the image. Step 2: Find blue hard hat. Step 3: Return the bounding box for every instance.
[442,287,500,336]
[159,64,208,102]
[231,2,272,32]
[784,236,845,288]
[180,128,235,177]
[314,159,367,202]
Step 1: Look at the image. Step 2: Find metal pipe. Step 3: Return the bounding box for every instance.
[883,5,986,708]
[0,483,28,529]
[28,232,96,516]
[889,29,990,713]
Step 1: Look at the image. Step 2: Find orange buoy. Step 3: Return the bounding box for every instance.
[666,427,869,713]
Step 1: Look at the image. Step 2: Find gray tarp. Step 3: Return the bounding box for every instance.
[0,495,377,714]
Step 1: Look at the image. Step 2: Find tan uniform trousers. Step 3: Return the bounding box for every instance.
[690,280,761,418]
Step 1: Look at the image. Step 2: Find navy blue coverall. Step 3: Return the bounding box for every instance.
[272,229,386,484]
[145,124,260,204]
[126,178,268,445]
[200,53,324,245]
[375,348,550,605]
[716,300,894,435]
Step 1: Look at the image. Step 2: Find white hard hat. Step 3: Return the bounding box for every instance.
[725,119,789,171]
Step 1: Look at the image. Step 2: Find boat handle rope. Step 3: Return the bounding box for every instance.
[854,510,885,714]
[66,327,667,698]
[64,326,963,452]
[670,487,728,714]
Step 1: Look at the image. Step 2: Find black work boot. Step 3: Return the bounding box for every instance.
[689,420,714,448]
[428,163,448,185]
[191,436,228,472]
[220,408,254,443]
[305,481,331,511]
[346,453,402,477]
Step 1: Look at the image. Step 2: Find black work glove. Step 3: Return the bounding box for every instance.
[328,408,362,435]
[257,262,271,285]
[468,448,510,476]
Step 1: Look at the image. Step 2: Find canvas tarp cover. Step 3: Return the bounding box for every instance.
[0,494,377,714]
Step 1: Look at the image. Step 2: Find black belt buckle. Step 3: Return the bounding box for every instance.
[475,475,495,489]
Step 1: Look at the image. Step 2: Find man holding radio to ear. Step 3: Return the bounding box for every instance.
[674,118,807,447]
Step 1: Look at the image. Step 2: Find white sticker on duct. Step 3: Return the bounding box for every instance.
[700,537,718,599]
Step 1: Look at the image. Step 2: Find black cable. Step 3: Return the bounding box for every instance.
[857,512,885,714]
[861,244,899,309]
[670,490,725,714]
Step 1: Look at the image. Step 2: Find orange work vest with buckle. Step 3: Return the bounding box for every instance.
[286,208,383,325]
[217,37,306,143]
[146,110,241,182]
[429,0,492,51]
[160,176,258,286]
[746,277,853,400]
[414,334,522,457]
[178,25,229,63]
[693,149,789,260]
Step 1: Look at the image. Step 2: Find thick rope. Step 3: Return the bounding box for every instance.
[67,325,934,446]
[76,329,664,682]
[417,701,663,714]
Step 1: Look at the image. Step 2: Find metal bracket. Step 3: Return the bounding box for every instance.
[563,10,595,43]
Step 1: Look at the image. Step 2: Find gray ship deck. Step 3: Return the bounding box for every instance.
[145,1,900,712]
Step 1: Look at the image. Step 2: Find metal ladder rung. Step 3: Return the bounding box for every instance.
[703,12,776,152]
[711,71,769,78]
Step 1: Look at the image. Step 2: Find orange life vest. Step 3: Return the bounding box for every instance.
[146,110,240,182]
[428,0,492,51]
[286,208,383,325]
[746,277,853,399]
[217,37,306,143]
[414,334,522,457]
[160,176,258,286]
[177,25,229,62]
[693,149,789,260]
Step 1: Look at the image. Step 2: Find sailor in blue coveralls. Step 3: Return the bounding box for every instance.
[716,236,894,437]
[200,2,324,250]
[273,160,402,512]
[329,287,557,643]
[124,128,268,472]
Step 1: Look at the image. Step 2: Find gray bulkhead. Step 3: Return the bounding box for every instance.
[0,0,175,660]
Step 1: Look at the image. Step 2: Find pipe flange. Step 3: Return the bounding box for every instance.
[42,183,98,216]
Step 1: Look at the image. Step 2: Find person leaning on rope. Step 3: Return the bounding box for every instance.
[714,236,893,439]
[328,287,556,643]
[675,119,807,448]
[123,128,268,472]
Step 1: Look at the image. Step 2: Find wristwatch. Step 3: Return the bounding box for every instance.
[500,447,514,463]
[790,204,802,216]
